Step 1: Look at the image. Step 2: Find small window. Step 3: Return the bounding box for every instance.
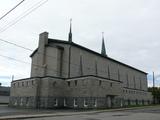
[14,100,17,106]
[54,98,58,106]
[74,98,78,107]
[18,82,19,87]
[75,80,77,86]
[93,98,97,107]
[84,99,88,107]
[26,97,29,105]
[32,80,34,85]
[64,99,67,107]
[20,98,23,106]
[99,80,102,86]
[67,81,70,87]
[26,81,29,86]
[22,82,24,87]
[110,83,112,87]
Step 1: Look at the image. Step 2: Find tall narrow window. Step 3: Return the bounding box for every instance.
[108,66,110,79]
[75,80,77,86]
[99,80,102,86]
[68,46,71,78]
[95,60,98,76]
[79,55,83,76]
[140,77,142,90]
[110,83,113,87]
[118,69,120,81]
[126,73,129,87]
[133,76,136,89]
[67,81,70,87]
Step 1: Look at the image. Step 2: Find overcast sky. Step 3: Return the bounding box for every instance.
[0,0,160,87]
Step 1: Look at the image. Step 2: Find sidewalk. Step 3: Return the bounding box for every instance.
[0,105,159,120]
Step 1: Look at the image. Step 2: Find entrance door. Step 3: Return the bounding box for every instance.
[107,95,114,108]
[107,96,112,108]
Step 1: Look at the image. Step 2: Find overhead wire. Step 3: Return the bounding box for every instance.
[0,38,33,51]
[0,0,122,78]
[0,53,68,76]
[0,37,125,79]
[0,0,48,33]
[0,0,144,81]
[0,48,141,83]
[0,0,25,21]
[0,37,143,81]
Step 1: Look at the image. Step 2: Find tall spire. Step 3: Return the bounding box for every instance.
[101,32,107,56]
[68,19,72,42]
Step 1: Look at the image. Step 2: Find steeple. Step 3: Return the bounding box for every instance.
[68,19,72,43]
[101,32,107,56]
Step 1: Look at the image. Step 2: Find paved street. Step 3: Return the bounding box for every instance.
[0,105,160,120]
[0,105,71,116]
[19,106,160,120]
[25,112,160,120]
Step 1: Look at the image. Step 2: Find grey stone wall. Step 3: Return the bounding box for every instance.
[30,33,148,93]
[50,42,148,92]
[9,76,152,109]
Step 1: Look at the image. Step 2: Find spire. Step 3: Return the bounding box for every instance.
[68,19,72,42]
[101,32,107,56]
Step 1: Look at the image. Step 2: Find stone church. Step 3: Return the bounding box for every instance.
[9,25,152,109]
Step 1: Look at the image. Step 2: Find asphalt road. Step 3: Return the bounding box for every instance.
[0,105,71,116]
[28,112,160,120]
[1,105,160,120]
[19,106,160,120]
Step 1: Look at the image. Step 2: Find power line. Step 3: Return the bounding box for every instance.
[0,37,143,80]
[0,53,68,76]
[0,0,138,81]
[0,66,27,77]
[0,38,33,51]
[0,0,25,21]
[0,50,144,84]
[0,54,30,65]
[0,49,146,91]
[0,0,48,33]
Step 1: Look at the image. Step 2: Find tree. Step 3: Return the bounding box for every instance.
[148,87,160,104]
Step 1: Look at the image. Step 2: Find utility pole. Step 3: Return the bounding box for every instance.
[11,75,14,81]
[153,72,155,104]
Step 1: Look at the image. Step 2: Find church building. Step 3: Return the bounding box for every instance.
[9,24,152,109]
